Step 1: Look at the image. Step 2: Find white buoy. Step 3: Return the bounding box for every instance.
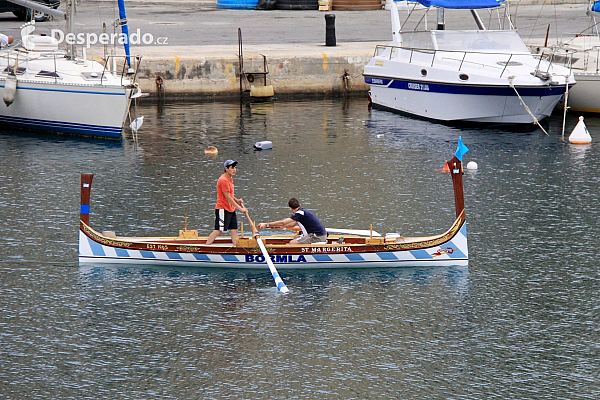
[467,161,478,170]
[254,141,273,150]
[569,116,592,145]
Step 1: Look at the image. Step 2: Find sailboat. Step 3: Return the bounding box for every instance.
[363,0,574,125]
[531,1,600,113]
[0,0,142,139]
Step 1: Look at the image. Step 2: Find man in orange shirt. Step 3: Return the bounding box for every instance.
[206,160,248,245]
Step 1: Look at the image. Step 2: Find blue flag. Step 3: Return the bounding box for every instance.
[455,136,469,161]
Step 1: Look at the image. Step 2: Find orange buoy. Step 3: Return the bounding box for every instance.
[438,161,450,172]
[204,146,218,155]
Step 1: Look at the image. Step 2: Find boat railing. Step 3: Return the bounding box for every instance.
[533,47,579,74]
[374,44,535,78]
[559,32,600,48]
[99,54,143,86]
[547,34,600,73]
[0,49,143,86]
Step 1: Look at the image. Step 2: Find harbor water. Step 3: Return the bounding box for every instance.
[1,98,599,399]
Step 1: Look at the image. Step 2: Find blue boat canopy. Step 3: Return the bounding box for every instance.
[395,0,504,9]
[592,1,600,13]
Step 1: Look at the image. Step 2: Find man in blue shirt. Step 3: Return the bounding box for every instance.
[258,198,327,244]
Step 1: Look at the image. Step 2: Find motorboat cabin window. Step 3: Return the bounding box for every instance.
[399,32,435,50]
[36,70,62,79]
[431,31,530,53]
[420,69,427,76]
[459,74,469,81]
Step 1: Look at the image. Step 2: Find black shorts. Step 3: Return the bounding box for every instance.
[214,209,238,232]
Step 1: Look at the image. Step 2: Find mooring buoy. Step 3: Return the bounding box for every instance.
[569,116,592,145]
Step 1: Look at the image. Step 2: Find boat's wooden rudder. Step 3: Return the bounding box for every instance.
[80,174,94,226]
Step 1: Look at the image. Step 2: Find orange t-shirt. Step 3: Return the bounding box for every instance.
[215,173,235,212]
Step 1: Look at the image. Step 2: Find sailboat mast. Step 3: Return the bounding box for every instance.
[117,0,131,67]
[66,0,75,59]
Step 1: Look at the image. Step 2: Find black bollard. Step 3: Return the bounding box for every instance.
[325,14,336,47]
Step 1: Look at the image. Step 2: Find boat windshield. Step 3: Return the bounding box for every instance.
[400,30,529,53]
[433,31,529,52]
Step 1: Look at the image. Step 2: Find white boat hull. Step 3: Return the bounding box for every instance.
[0,79,131,138]
[367,77,565,124]
[566,72,600,113]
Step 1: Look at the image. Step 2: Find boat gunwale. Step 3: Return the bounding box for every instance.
[80,210,466,256]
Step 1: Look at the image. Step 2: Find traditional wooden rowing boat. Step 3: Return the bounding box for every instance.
[79,143,469,269]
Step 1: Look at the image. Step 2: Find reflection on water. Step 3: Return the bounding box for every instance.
[1,98,599,399]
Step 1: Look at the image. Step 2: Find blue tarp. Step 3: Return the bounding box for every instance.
[592,1,600,13]
[395,0,504,9]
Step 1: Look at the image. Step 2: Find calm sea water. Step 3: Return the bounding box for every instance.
[1,98,599,399]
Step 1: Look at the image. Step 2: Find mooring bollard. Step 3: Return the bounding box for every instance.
[325,14,336,47]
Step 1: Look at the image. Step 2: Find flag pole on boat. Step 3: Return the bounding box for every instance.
[244,211,290,294]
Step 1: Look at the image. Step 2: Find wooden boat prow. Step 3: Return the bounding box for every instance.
[79,155,468,269]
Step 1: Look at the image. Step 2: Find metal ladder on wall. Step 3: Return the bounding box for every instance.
[238,28,274,99]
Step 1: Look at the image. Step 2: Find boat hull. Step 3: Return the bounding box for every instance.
[365,75,565,124]
[0,79,131,138]
[565,72,600,113]
[79,222,468,269]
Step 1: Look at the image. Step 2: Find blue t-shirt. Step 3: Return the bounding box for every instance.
[290,207,326,236]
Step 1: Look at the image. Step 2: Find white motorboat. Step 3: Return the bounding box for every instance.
[0,0,142,139]
[364,0,574,125]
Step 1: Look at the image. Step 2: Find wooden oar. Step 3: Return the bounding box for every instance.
[244,211,290,294]
[325,228,381,237]
[264,226,382,237]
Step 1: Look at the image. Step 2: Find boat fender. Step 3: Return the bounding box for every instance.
[250,85,274,98]
[569,116,592,145]
[130,84,144,99]
[3,73,16,107]
[254,140,273,150]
